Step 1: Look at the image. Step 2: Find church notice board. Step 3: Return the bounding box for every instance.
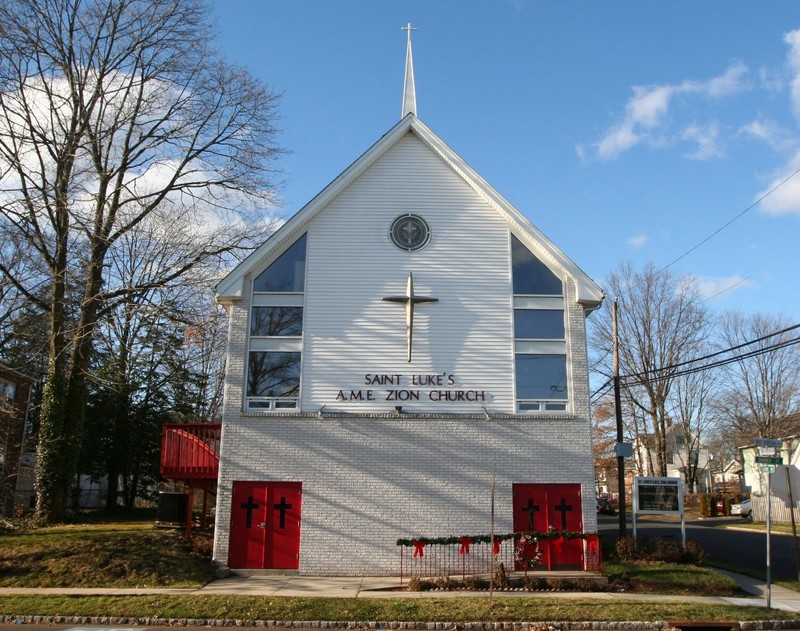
[633,476,684,515]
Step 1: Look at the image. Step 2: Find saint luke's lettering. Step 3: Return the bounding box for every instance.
[411,373,456,386]
[364,373,402,385]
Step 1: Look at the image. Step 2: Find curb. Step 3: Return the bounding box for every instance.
[4,616,800,630]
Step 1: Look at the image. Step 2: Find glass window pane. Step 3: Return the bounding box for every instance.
[251,306,303,336]
[253,234,307,292]
[515,354,568,400]
[247,351,301,398]
[514,310,565,339]
[511,235,563,296]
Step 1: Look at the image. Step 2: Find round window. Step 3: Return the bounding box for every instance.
[390,214,430,252]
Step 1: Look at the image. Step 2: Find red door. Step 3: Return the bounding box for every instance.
[513,483,583,570]
[229,481,302,569]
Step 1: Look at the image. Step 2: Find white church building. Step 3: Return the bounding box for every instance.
[212,28,604,576]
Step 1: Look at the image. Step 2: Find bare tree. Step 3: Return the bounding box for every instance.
[0,0,282,521]
[668,366,718,491]
[715,311,800,442]
[590,262,712,477]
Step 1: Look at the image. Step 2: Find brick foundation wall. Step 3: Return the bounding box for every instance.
[213,415,596,575]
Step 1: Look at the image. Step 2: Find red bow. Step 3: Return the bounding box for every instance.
[585,534,599,554]
[552,536,565,555]
[459,536,472,555]
[412,539,427,558]
[493,539,501,555]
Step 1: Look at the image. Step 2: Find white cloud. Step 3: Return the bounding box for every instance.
[784,29,800,121]
[694,274,756,301]
[682,122,724,160]
[704,62,749,98]
[757,148,800,215]
[739,118,796,152]
[583,62,749,161]
[626,233,648,248]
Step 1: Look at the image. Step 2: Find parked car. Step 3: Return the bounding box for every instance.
[731,498,752,518]
[597,497,616,515]
[715,496,734,514]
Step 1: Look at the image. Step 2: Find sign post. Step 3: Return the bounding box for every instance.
[755,437,783,609]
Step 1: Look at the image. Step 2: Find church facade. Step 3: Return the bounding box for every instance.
[212,34,603,576]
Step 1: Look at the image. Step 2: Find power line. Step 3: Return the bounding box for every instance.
[620,322,800,382]
[659,165,800,272]
[590,323,800,403]
[622,331,800,387]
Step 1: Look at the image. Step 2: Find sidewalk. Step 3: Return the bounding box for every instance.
[1,571,799,613]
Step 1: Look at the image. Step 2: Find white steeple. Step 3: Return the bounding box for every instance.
[401,23,417,118]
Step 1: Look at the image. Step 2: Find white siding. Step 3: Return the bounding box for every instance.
[302,132,517,414]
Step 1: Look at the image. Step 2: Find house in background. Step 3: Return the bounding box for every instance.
[211,28,604,576]
[740,434,800,523]
[0,362,34,516]
[710,459,743,494]
[632,424,713,493]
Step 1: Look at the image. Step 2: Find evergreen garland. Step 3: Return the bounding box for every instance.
[396,530,597,547]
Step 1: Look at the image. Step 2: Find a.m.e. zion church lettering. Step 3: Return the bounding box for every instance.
[211,24,604,576]
[336,372,488,403]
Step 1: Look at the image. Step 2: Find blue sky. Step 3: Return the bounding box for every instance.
[212,1,800,319]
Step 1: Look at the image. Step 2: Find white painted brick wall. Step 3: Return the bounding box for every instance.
[213,415,597,575]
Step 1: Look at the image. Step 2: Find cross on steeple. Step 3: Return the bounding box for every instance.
[383,272,438,362]
[401,22,417,118]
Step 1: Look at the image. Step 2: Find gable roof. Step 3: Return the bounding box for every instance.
[216,114,604,309]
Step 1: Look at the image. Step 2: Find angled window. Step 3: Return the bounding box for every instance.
[253,233,307,293]
[511,235,563,295]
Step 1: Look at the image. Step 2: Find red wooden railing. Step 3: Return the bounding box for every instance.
[160,423,221,480]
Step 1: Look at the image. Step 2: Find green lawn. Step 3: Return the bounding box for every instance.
[0,513,796,623]
[0,517,215,588]
[0,594,790,623]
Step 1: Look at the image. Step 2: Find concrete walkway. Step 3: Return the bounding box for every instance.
[1,571,799,613]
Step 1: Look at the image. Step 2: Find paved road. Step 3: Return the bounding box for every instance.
[597,514,800,581]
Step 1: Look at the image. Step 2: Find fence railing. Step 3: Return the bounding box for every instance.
[398,534,602,582]
[160,423,221,480]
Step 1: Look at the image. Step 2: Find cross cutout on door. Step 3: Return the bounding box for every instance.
[554,497,573,530]
[273,496,293,528]
[240,496,259,529]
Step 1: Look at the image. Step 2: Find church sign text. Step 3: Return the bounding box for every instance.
[335,373,488,403]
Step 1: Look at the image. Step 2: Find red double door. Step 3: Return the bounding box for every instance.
[229,481,302,569]
[512,483,583,570]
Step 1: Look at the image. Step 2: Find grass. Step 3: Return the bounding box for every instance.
[0,512,796,623]
[0,594,792,623]
[603,560,744,596]
[0,513,215,588]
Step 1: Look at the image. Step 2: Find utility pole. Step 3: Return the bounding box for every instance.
[613,299,627,538]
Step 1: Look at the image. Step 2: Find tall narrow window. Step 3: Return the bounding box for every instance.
[247,233,307,411]
[511,235,568,412]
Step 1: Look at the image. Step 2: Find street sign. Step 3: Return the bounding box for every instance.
[755,455,783,465]
[755,437,783,448]
[761,465,777,473]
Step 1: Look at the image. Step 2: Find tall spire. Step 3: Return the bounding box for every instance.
[401,22,417,118]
